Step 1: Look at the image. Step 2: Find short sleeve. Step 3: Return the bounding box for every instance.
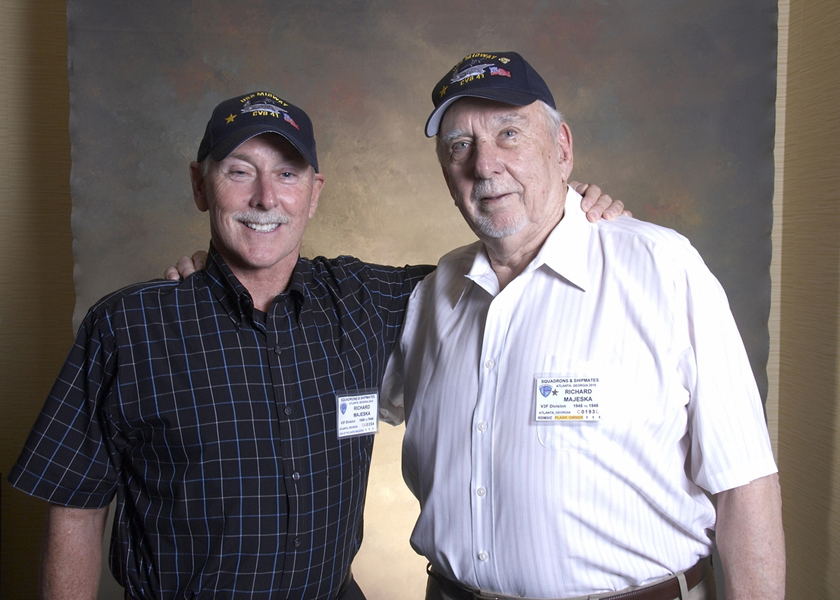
[8,308,121,508]
[674,243,777,494]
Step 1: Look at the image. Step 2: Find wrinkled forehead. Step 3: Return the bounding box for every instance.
[439,98,537,138]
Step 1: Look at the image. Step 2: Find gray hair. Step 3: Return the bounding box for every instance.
[539,101,565,139]
[198,156,213,178]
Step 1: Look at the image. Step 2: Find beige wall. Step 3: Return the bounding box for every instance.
[2,0,839,598]
[775,0,840,598]
[0,1,75,598]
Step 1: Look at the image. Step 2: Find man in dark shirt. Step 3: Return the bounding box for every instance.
[9,91,621,600]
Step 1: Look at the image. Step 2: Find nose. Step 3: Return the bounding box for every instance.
[473,139,503,180]
[251,171,279,209]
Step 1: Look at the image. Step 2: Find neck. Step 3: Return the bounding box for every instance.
[484,190,567,291]
[484,238,544,290]
[240,271,295,312]
[227,257,298,312]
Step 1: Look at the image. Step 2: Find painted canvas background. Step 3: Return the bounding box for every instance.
[66,1,777,598]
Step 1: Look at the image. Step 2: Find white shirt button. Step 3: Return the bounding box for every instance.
[476,487,487,497]
[478,551,490,562]
[477,421,488,432]
[484,359,495,369]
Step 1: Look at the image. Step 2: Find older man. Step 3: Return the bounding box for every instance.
[382,52,784,600]
[9,90,619,600]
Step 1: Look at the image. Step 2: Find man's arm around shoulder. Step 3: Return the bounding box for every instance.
[41,503,109,600]
[715,473,785,599]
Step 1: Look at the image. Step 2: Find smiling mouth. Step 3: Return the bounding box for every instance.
[236,212,289,233]
[244,222,281,233]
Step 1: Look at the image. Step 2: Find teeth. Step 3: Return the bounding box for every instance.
[245,222,280,232]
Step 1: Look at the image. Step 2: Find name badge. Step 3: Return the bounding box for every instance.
[535,374,603,422]
[336,389,380,439]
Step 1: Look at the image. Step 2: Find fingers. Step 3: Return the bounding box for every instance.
[584,189,612,224]
[191,250,208,271]
[572,181,629,223]
[164,251,207,281]
[176,255,198,278]
[599,198,627,222]
[571,181,601,211]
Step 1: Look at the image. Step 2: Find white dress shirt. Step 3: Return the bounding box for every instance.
[381,189,777,599]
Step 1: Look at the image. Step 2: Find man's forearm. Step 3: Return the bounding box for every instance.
[41,503,109,600]
[715,473,785,599]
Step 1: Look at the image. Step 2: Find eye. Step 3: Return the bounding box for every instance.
[449,140,471,158]
[222,162,254,179]
[226,167,252,180]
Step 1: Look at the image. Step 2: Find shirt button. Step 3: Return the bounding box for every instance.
[476,487,487,497]
[294,538,301,547]
[484,359,495,369]
[478,551,490,562]
[292,472,301,481]
[274,345,282,355]
[284,406,293,415]
[477,421,488,432]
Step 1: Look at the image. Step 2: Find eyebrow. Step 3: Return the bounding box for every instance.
[439,111,529,146]
[224,152,257,164]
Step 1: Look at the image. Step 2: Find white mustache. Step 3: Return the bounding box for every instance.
[234,212,290,225]
[471,180,521,203]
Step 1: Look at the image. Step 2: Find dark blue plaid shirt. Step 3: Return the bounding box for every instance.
[9,247,431,599]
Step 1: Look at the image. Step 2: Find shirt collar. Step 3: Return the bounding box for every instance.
[204,244,309,326]
[538,187,591,291]
[463,186,592,298]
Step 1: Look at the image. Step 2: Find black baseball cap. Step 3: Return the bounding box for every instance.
[425,52,556,137]
[197,91,319,172]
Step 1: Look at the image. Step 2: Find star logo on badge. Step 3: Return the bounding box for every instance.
[439,85,448,97]
[225,114,236,124]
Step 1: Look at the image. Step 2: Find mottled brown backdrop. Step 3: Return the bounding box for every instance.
[67,1,778,598]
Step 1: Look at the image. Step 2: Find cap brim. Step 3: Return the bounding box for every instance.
[209,124,319,172]
[425,89,545,137]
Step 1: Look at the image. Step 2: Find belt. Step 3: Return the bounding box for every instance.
[428,556,711,600]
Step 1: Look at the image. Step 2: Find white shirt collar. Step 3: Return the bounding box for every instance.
[464,186,592,297]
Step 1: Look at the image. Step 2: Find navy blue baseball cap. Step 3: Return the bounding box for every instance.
[425,52,556,137]
[197,91,319,172]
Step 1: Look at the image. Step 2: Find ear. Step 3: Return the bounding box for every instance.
[190,162,209,212]
[307,172,326,219]
[557,122,574,179]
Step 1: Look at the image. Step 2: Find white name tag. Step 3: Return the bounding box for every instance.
[336,390,380,438]
[535,375,603,422]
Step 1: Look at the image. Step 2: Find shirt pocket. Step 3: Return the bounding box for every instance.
[534,357,622,454]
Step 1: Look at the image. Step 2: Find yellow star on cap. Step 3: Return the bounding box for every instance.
[225,114,236,124]
[439,85,448,98]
